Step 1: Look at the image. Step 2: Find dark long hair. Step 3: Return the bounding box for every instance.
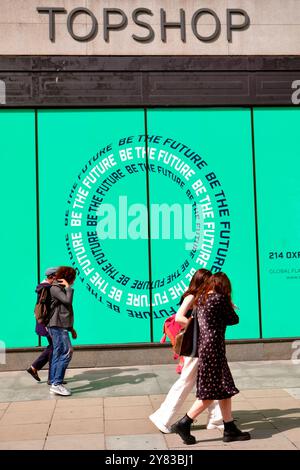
[181,269,212,302]
[194,271,232,305]
[55,266,76,284]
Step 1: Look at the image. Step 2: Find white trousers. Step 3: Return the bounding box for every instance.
[152,356,222,427]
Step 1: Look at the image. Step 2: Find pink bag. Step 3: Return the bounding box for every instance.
[160,315,184,372]
[160,314,182,348]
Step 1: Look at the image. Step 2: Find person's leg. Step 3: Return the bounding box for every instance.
[149,356,198,432]
[171,398,214,445]
[52,329,73,386]
[219,398,251,442]
[59,330,73,383]
[187,399,214,420]
[47,327,62,386]
[31,339,52,371]
[218,398,233,422]
[27,335,53,382]
[207,401,224,429]
[46,336,53,383]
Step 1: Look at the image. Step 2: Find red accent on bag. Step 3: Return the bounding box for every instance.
[160,314,184,371]
[160,314,182,347]
[176,356,184,374]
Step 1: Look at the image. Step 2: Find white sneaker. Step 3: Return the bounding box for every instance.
[50,384,71,396]
[207,418,224,430]
[149,413,171,434]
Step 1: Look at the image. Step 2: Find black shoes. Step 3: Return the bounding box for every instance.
[171,415,251,445]
[26,367,67,385]
[223,420,251,442]
[26,367,41,382]
[171,414,196,445]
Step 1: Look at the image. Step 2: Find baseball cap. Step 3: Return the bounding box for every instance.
[45,267,58,277]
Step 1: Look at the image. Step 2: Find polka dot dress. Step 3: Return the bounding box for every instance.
[196,293,239,400]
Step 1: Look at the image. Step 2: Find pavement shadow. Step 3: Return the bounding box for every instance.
[65,368,140,382]
[190,408,300,444]
[231,408,300,440]
[64,368,157,394]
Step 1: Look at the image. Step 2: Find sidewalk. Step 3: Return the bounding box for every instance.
[0,360,299,450]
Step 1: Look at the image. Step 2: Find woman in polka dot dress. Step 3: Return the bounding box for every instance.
[171,272,251,445]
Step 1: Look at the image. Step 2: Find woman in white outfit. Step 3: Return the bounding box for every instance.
[149,269,223,434]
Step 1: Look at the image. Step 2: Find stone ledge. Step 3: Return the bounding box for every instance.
[0,340,296,371]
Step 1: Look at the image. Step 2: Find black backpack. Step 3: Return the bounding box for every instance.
[34,285,53,325]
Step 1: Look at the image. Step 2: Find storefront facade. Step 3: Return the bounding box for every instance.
[1,1,300,360]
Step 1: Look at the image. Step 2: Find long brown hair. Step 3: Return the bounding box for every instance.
[55,266,76,284]
[181,269,212,302]
[194,271,232,305]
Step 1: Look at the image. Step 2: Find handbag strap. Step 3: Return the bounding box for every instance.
[190,307,198,357]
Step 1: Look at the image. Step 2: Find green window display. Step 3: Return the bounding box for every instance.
[0,107,298,348]
[0,110,37,347]
[146,109,260,341]
[254,108,300,338]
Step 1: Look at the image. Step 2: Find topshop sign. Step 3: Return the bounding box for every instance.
[37,6,250,43]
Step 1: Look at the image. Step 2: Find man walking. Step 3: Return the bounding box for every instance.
[26,267,57,383]
[47,266,77,397]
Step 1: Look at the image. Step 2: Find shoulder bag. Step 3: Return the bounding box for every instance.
[173,309,198,357]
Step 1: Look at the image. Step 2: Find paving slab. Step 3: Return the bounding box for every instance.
[285,388,300,399]
[0,410,53,425]
[232,400,257,411]
[0,403,9,411]
[229,433,297,450]
[45,433,105,450]
[105,405,154,420]
[251,397,300,411]
[106,433,168,450]
[0,423,49,442]
[55,397,103,407]
[53,406,103,420]
[104,396,152,407]
[230,392,250,401]
[233,377,263,389]
[0,390,18,402]
[242,389,291,398]
[7,400,56,412]
[0,440,45,450]
[280,427,300,443]
[148,394,167,407]
[288,439,300,450]
[67,368,161,397]
[48,417,104,436]
[252,377,300,388]
[105,418,158,436]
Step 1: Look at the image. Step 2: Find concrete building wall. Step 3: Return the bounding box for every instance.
[0,0,300,55]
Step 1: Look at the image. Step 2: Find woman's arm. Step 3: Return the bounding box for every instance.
[213,294,239,326]
[225,301,239,325]
[50,285,74,307]
[175,294,194,327]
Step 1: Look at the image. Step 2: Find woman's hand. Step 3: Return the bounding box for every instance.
[57,278,70,288]
[70,328,77,339]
